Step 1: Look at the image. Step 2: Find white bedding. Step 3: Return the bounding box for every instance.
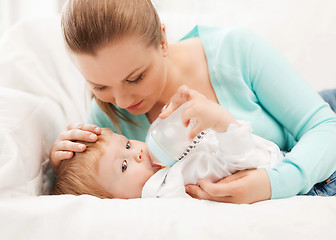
[0,2,335,239]
[0,17,89,198]
[0,195,335,240]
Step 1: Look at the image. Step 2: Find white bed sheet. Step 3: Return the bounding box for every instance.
[0,3,335,239]
[0,195,335,240]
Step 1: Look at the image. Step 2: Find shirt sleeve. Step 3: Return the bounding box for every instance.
[239,28,336,198]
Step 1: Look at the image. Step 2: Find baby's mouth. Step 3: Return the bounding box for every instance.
[148,153,164,168]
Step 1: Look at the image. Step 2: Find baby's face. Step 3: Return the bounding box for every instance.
[96,129,160,198]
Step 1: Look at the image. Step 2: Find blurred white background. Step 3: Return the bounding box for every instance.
[0,0,335,90]
[0,0,65,34]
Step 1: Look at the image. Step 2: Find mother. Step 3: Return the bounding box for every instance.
[50,0,336,203]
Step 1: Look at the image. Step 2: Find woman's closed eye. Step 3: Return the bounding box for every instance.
[93,85,107,91]
[122,160,128,172]
[126,73,144,85]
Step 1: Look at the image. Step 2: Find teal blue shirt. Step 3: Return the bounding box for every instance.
[89,26,336,199]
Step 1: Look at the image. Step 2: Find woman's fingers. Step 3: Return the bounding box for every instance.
[55,150,74,160]
[62,123,101,145]
[49,140,87,173]
[53,139,87,152]
[216,170,249,183]
[188,124,205,140]
[67,122,101,134]
[49,148,74,173]
[50,151,74,169]
[159,103,177,119]
[159,85,190,119]
[185,184,211,200]
[185,184,235,203]
[186,169,271,204]
[197,179,234,197]
[59,128,99,143]
[186,181,237,203]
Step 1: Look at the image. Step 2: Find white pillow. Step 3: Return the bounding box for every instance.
[0,16,89,122]
[0,88,65,197]
[0,17,89,198]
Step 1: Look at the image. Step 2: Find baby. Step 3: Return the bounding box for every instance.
[53,86,283,199]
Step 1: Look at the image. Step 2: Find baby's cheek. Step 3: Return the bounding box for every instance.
[142,171,155,185]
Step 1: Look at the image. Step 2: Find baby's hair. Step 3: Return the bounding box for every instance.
[52,132,113,199]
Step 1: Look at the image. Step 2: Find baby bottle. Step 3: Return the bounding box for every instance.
[145,103,192,167]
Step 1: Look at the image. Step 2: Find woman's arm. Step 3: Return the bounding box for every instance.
[161,86,279,203]
[246,29,336,198]
[186,28,336,202]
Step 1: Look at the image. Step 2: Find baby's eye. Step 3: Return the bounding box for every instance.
[122,160,128,172]
[126,141,131,149]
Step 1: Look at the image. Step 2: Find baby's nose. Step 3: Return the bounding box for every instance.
[135,149,143,163]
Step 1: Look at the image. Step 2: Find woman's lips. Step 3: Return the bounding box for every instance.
[127,100,143,110]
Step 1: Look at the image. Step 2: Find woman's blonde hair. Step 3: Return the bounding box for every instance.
[61,0,162,131]
[52,133,113,199]
[61,0,161,54]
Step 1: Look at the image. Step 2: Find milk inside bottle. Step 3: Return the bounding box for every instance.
[145,104,192,167]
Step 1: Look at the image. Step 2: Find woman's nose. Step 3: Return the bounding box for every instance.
[114,91,133,109]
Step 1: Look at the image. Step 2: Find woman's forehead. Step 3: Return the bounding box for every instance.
[74,38,155,84]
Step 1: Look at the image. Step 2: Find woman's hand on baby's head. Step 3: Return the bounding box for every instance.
[49,123,101,173]
[65,122,101,140]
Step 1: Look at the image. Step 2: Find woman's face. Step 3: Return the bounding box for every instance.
[72,34,168,115]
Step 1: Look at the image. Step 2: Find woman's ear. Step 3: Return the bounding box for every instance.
[160,24,168,57]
